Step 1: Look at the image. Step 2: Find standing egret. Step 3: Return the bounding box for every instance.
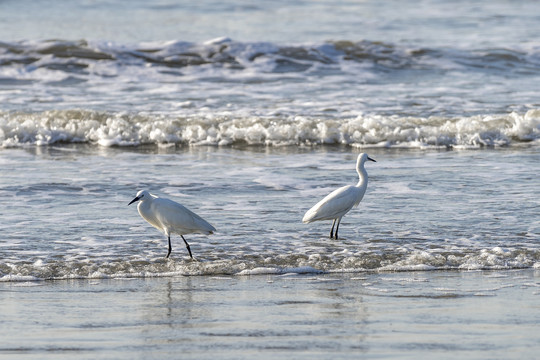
[128,190,216,259]
[303,153,376,239]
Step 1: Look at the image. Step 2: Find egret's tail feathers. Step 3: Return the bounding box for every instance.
[207,223,217,233]
[201,224,216,235]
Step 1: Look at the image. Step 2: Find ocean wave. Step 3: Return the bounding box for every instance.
[1,246,538,282]
[2,38,539,118]
[1,38,539,77]
[1,109,539,148]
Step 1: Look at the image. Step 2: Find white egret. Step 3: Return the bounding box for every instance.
[303,153,376,239]
[128,190,216,259]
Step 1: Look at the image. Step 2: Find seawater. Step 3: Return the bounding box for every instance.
[1,0,538,280]
[1,0,540,358]
[0,146,538,280]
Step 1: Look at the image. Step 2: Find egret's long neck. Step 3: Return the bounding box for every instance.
[356,163,368,187]
[137,199,150,216]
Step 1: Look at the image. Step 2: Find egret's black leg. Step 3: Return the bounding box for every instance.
[166,235,172,258]
[330,219,336,239]
[181,235,193,259]
[335,218,342,240]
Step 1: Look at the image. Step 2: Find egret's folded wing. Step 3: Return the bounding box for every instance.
[303,186,358,222]
[152,198,216,234]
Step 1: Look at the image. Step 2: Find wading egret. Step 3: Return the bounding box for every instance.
[128,190,216,259]
[303,153,376,239]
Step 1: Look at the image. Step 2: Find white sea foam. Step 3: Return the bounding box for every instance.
[1,109,539,148]
[1,244,538,282]
[0,274,42,282]
[236,266,323,276]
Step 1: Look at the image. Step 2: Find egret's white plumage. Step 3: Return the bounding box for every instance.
[128,190,216,259]
[303,153,376,239]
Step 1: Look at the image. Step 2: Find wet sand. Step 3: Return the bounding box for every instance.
[1,269,539,359]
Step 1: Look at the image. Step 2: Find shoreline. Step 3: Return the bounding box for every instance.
[2,262,540,283]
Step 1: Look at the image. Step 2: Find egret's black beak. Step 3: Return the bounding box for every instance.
[368,156,376,162]
[128,196,140,206]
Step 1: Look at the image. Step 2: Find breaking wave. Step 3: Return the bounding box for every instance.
[2,38,540,75]
[1,109,539,148]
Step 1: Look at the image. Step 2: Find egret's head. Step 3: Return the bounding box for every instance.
[358,153,376,164]
[128,190,150,205]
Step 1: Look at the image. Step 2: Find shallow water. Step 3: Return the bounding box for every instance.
[1,146,538,280]
[1,270,539,359]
